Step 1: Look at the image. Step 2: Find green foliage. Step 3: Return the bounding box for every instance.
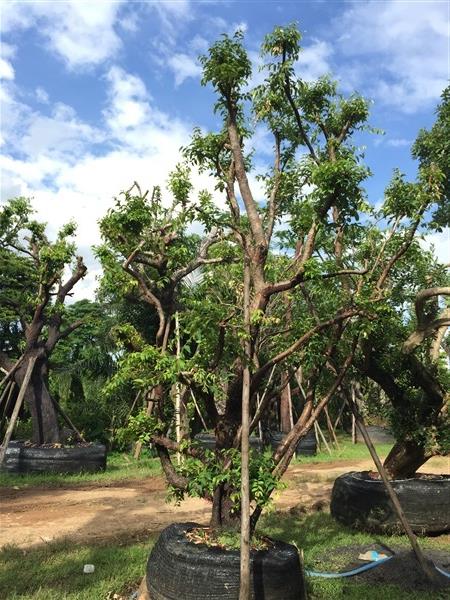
[168,446,283,513]
[200,30,251,104]
[412,85,450,229]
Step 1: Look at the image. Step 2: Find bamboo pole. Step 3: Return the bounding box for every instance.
[0,356,36,466]
[348,398,441,585]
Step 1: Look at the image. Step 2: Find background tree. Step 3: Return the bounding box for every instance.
[0,198,87,444]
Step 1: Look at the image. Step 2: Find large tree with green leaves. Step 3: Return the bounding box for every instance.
[101,26,448,538]
[0,198,87,444]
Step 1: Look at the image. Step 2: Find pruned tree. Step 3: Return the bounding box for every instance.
[0,198,87,444]
[101,26,448,548]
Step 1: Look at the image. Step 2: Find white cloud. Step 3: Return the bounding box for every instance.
[0,57,14,80]
[167,53,202,86]
[1,1,124,69]
[1,64,228,300]
[336,0,448,112]
[420,229,450,265]
[35,87,49,104]
[386,138,412,148]
[296,40,333,82]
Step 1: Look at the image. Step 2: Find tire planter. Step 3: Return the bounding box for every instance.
[194,433,263,453]
[270,430,316,457]
[146,522,305,600]
[330,471,450,535]
[1,440,107,474]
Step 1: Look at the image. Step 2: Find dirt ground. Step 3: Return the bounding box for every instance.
[1,456,448,549]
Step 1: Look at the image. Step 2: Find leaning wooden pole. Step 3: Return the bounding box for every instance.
[348,397,441,585]
[239,259,251,600]
[0,354,25,390]
[0,356,36,466]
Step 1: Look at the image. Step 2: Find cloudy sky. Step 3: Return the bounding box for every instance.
[1,0,449,299]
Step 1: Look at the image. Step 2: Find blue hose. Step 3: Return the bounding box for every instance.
[306,556,450,579]
[435,565,450,579]
[305,556,393,578]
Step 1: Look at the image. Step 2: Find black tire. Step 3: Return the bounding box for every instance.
[1,441,107,474]
[357,426,395,445]
[194,433,263,453]
[330,471,450,535]
[269,430,316,457]
[146,522,305,600]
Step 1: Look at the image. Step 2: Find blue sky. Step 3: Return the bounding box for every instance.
[1,0,449,298]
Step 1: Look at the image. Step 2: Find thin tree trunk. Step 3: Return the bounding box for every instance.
[239,260,251,600]
[0,357,36,465]
[280,371,291,433]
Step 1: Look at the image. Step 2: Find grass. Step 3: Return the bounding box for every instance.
[0,535,156,600]
[294,434,394,465]
[0,451,161,489]
[1,512,448,599]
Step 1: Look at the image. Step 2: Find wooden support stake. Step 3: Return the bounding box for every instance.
[333,397,347,431]
[348,398,441,585]
[190,389,207,431]
[313,420,321,451]
[324,405,340,449]
[0,355,25,390]
[0,383,16,434]
[0,381,14,410]
[316,420,332,455]
[50,396,85,443]
[0,357,36,466]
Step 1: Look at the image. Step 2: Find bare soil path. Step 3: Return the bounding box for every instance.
[1,456,448,549]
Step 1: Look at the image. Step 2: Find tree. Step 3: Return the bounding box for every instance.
[102,26,448,540]
[0,198,87,444]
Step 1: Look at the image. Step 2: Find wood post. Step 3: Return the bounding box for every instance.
[190,390,208,431]
[315,420,332,455]
[324,405,340,449]
[239,259,251,600]
[0,355,25,390]
[0,356,36,466]
[0,381,14,410]
[49,395,85,443]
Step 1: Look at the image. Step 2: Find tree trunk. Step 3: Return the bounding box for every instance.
[383,441,430,479]
[210,482,241,530]
[15,351,60,444]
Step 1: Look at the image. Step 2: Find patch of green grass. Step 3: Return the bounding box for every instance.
[0,535,156,600]
[294,435,394,464]
[259,511,450,600]
[0,451,161,489]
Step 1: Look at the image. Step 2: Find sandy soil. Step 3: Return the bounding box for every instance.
[1,456,448,549]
